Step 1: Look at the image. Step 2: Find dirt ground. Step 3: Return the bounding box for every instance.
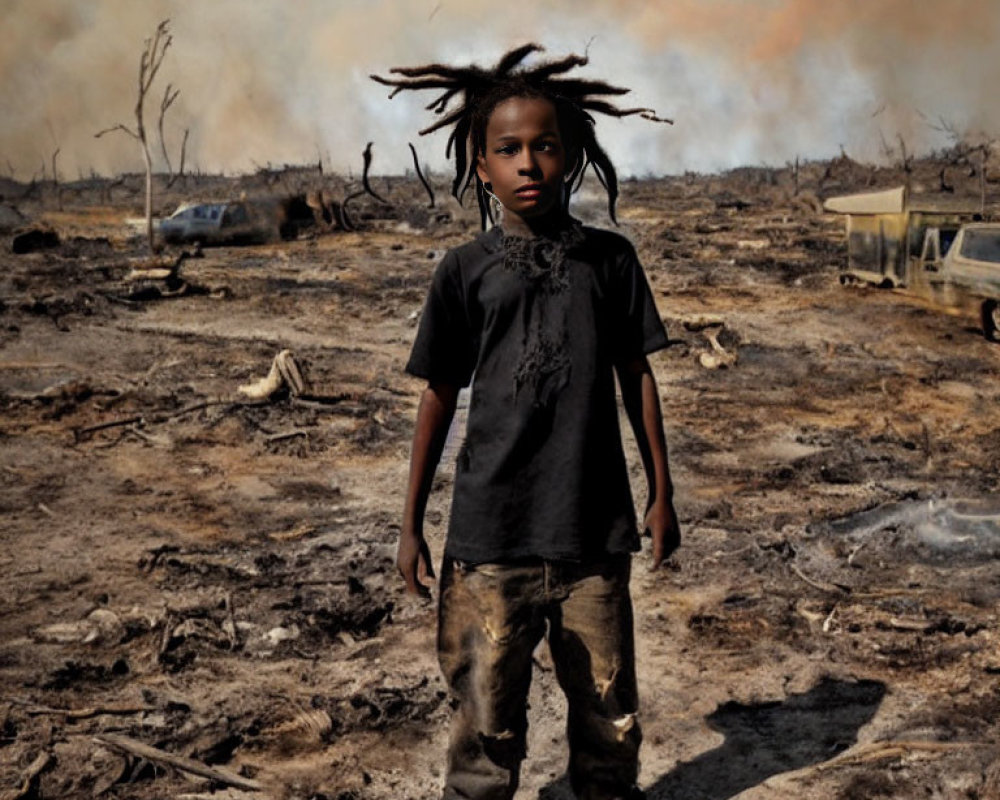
[2,160,1000,800]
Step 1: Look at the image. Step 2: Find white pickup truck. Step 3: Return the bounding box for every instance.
[916,223,1000,342]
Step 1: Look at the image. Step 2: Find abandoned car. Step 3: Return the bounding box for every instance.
[157,201,272,245]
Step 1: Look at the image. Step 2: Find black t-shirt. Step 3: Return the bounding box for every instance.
[406,222,668,563]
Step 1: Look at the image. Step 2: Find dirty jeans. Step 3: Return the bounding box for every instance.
[437,555,641,800]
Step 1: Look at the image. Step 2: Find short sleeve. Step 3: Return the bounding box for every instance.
[613,241,669,361]
[406,251,477,386]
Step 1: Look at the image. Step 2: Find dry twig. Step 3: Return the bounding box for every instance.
[9,697,151,719]
[790,563,850,595]
[93,733,263,791]
[0,751,51,800]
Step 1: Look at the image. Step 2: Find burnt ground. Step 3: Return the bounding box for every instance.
[2,160,1000,799]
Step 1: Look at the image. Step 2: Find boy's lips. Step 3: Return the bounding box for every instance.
[515,184,544,198]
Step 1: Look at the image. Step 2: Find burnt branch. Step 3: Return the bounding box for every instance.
[341,189,365,230]
[330,199,354,232]
[158,82,180,177]
[95,124,139,141]
[168,127,190,188]
[897,133,913,173]
[361,142,391,205]
[409,143,435,207]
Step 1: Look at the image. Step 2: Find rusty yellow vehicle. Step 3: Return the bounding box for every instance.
[825,187,1000,342]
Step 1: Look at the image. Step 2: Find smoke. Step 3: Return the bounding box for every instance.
[3,0,1000,181]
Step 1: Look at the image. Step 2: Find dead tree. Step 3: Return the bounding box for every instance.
[894,133,914,195]
[409,143,435,207]
[51,148,62,210]
[979,144,991,215]
[877,130,895,164]
[923,113,995,212]
[173,128,189,187]
[157,82,179,181]
[95,19,173,253]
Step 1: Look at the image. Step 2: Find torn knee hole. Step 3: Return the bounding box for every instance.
[594,665,621,701]
[478,729,526,765]
[483,620,512,645]
[611,712,637,741]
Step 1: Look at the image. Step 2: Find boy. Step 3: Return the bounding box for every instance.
[375,45,679,800]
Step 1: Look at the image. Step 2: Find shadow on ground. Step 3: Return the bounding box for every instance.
[540,676,886,800]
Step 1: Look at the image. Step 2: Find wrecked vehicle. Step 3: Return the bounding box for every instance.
[158,201,274,245]
[919,223,1000,341]
[825,187,1000,341]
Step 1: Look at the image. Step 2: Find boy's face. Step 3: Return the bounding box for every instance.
[476,96,567,224]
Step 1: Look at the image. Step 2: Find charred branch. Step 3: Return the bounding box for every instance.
[409,142,435,207]
[341,189,365,230]
[93,734,263,792]
[361,142,391,205]
[168,128,189,188]
[329,198,353,231]
[158,82,180,178]
[897,134,913,174]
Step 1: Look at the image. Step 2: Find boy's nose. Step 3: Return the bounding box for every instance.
[517,157,542,177]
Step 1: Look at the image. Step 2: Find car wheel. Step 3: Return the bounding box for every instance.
[982,300,1000,343]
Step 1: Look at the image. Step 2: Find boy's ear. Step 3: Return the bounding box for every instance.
[475,153,490,186]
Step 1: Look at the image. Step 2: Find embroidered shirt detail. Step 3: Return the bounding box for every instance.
[500,220,585,407]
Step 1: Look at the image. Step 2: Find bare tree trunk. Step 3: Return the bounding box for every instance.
[142,138,154,248]
[51,148,62,210]
[94,19,173,255]
[981,148,987,217]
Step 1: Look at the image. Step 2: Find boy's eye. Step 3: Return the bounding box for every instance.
[496,144,519,155]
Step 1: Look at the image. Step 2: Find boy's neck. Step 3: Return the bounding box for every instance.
[501,208,573,239]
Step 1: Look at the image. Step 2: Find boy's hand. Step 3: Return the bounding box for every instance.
[397,529,436,598]
[644,498,680,570]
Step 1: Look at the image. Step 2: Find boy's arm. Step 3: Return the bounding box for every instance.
[617,355,680,569]
[400,380,460,597]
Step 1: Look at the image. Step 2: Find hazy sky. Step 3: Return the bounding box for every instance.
[4,0,1000,181]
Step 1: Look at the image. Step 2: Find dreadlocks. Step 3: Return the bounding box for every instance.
[371,43,671,227]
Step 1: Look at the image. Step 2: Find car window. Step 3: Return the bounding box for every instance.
[939,229,958,256]
[960,230,1000,263]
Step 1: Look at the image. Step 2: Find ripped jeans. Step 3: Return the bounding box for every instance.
[437,555,642,800]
